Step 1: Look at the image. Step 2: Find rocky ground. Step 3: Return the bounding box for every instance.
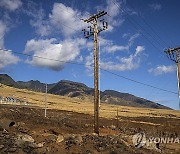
[0,104,180,154]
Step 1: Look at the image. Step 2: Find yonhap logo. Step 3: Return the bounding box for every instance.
[132,132,180,148]
[132,132,146,148]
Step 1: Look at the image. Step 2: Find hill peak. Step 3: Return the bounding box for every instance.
[0,74,171,110]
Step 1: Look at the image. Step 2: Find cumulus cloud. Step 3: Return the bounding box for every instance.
[27,2,86,37]
[86,45,145,72]
[100,46,145,71]
[0,0,22,11]
[148,65,176,75]
[0,49,19,70]
[30,8,51,36]
[24,38,86,71]
[102,33,140,53]
[49,3,86,37]
[149,3,162,11]
[27,1,124,37]
[106,45,129,53]
[27,1,123,37]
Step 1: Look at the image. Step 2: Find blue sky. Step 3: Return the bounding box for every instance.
[0,0,179,109]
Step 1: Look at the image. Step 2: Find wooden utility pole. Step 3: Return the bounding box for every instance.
[116,107,119,128]
[165,47,180,110]
[45,84,47,117]
[83,11,108,134]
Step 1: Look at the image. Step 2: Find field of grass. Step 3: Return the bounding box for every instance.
[0,84,180,120]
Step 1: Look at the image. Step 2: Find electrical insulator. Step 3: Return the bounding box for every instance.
[105,22,108,29]
[100,19,108,30]
[88,26,93,35]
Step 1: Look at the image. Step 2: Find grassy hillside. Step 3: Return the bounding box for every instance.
[0,74,170,109]
[0,84,179,120]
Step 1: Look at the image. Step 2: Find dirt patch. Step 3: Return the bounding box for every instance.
[0,104,180,153]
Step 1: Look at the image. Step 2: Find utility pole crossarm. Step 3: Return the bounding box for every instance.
[165,47,180,53]
[165,47,180,63]
[84,11,107,23]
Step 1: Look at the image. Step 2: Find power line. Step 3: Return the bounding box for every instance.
[56,0,173,65]
[111,1,178,104]
[101,68,177,95]
[30,0,169,61]
[0,2,177,96]
[126,0,170,48]
[112,0,172,61]
[26,0,172,60]
[0,48,177,95]
[126,0,176,47]
[0,48,87,67]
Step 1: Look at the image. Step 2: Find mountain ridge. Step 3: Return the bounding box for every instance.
[0,74,171,109]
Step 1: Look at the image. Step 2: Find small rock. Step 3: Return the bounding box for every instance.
[74,135,83,144]
[0,145,4,149]
[28,142,44,148]
[15,134,34,147]
[110,125,116,130]
[56,135,64,143]
[100,125,105,128]
[65,134,76,146]
[3,129,8,133]
[91,133,99,136]
[85,124,89,128]
[37,142,44,148]
[8,147,17,152]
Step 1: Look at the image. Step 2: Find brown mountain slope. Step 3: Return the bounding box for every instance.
[0,74,171,109]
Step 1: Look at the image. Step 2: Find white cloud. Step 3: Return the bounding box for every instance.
[27,2,87,37]
[30,8,51,36]
[27,1,124,37]
[0,0,22,47]
[148,65,176,75]
[0,21,7,48]
[24,38,86,71]
[0,49,19,70]
[0,0,22,11]
[23,1,51,37]
[105,0,123,31]
[102,33,140,53]
[77,55,83,63]
[106,45,129,53]
[49,3,86,37]
[128,33,140,44]
[149,3,162,11]
[106,0,120,18]
[86,45,145,72]
[135,46,144,56]
[100,45,145,71]
[85,52,94,76]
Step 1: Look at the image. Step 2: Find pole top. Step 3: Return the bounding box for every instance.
[165,47,180,54]
[84,11,107,23]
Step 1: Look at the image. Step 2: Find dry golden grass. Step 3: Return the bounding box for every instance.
[0,84,180,119]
